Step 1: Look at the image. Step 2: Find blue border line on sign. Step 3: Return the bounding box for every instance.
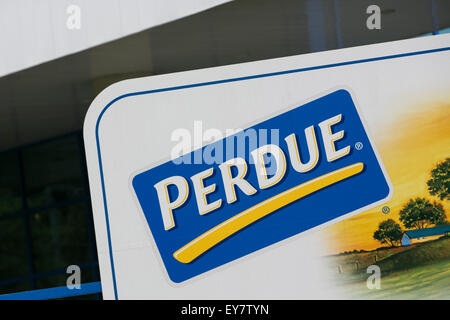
[95,46,450,300]
[0,282,102,300]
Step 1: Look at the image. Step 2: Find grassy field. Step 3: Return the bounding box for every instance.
[326,237,450,299]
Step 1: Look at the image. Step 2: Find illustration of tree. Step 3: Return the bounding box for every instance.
[399,197,447,229]
[427,157,450,201]
[373,219,403,247]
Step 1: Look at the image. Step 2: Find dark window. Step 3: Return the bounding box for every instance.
[0,132,99,299]
[23,136,84,208]
[0,217,29,281]
[0,152,22,216]
[30,203,91,273]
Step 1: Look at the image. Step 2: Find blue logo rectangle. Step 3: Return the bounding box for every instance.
[131,89,391,283]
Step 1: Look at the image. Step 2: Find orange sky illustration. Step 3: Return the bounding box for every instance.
[319,97,450,255]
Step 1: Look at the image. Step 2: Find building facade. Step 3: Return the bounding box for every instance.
[1,0,449,299]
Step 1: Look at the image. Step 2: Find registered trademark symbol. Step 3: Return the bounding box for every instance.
[355,142,363,150]
[382,206,390,214]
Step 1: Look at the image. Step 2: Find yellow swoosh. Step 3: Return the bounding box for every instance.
[173,162,364,263]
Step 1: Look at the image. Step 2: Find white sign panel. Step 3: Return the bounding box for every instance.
[84,34,450,299]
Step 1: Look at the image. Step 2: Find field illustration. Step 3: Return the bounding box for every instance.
[319,89,450,299]
[326,236,450,299]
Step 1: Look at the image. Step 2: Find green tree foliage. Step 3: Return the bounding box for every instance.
[427,158,450,201]
[373,219,403,247]
[399,197,447,229]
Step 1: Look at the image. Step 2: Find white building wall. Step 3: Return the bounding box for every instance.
[0,0,232,77]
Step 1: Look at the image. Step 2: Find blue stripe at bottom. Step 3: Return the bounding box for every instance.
[0,281,102,300]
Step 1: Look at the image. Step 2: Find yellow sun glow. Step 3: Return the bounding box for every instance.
[319,100,450,255]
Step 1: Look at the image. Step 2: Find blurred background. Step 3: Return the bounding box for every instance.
[0,0,449,299]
